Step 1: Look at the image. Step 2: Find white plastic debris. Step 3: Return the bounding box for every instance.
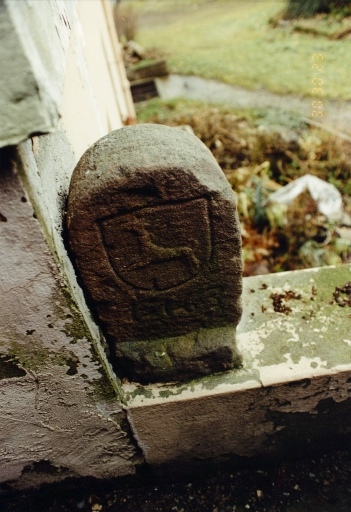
[269,174,343,220]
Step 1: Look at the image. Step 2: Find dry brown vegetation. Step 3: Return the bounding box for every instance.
[139,103,351,275]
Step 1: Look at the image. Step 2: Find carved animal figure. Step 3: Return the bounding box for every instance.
[124,215,199,274]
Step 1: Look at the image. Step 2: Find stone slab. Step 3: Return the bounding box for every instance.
[67,124,242,383]
[0,149,138,490]
[0,0,76,148]
[125,264,351,466]
[0,0,135,152]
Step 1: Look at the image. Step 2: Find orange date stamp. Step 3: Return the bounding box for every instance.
[311,53,325,119]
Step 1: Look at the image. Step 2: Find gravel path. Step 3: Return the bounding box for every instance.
[156,74,351,138]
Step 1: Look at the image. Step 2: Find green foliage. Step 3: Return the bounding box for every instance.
[133,0,351,100]
[329,1,351,17]
[135,98,207,123]
[285,0,351,19]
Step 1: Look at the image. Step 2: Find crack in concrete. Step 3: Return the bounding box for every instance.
[0,414,74,433]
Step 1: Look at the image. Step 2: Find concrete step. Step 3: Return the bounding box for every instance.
[124,264,351,467]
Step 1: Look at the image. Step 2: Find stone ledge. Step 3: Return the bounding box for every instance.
[124,264,351,466]
[0,0,76,148]
[0,149,139,490]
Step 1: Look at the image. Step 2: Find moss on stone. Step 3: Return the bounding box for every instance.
[9,339,50,371]
[90,369,119,402]
[51,284,122,402]
[123,386,154,402]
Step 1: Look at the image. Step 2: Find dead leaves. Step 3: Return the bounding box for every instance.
[144,106,351,275]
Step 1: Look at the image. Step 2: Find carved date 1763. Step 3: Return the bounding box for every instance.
[67,124,242,383]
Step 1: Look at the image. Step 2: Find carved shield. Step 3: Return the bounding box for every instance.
[98,198,211,291]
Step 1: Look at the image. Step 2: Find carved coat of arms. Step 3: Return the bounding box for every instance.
[99,198,211,291]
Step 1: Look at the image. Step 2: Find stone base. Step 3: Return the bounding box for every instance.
[114,326,242,384]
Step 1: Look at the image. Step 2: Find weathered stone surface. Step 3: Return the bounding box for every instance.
[67,124,242,383]
[0,0,75,148]
[0,148,137,490]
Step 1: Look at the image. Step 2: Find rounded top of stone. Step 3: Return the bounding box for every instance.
[68,124,234,207]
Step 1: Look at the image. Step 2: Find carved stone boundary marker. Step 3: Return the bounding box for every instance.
[67,124,242,383]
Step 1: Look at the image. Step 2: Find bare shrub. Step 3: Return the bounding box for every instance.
[284,0,351,19]
[113,2,139,42]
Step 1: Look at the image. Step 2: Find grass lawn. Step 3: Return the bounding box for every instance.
[126,0,351,100]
